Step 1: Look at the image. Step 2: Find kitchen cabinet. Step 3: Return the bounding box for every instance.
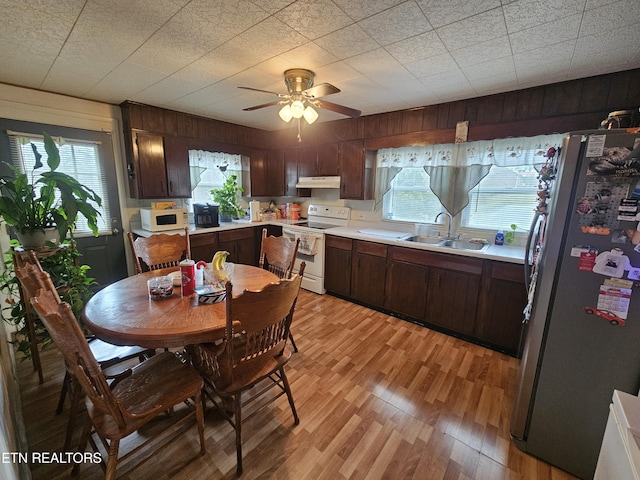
[351,240,387,308]
[475,261,527,355]
[325,235,352,296]
[246,150,284,197]
[219,228,256,266]
[317,143,340,176]
[297,145,318,178]
[126,132,191,199]
[283,149,308,197]
[385,247,429,320]
[339,140,373,200]
[425,267,480,336]
[189,232,219,263]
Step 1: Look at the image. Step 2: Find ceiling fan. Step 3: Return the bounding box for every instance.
[239,68,361,141]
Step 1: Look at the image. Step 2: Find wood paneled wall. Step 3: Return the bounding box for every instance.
[122,68,640,152]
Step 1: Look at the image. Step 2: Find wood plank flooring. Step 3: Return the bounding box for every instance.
[17,291,578,480]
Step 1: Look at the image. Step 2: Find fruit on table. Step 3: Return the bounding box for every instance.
[212,251,230,270]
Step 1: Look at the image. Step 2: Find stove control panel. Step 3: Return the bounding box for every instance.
[307,204,351,220]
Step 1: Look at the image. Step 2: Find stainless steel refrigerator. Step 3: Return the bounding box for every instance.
[511,130,640,479]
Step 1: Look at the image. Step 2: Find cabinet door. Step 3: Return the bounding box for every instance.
[385,260,428,319]
[135,133,167,198]
[425,268,480,335]
[317,143,339,176]
[351,241,387,308]
[219,229,256,266]
[190,233,219,263]
[475,261,527,355]
[325,236,352,296]
[283,149,298,197]
[250,150,284,197]
[237,235,256,266]
[163,136,191,197]
[339,140,368,200]
[297,145,318,177]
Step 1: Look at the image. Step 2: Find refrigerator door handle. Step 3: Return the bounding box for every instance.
[524,211,541,290]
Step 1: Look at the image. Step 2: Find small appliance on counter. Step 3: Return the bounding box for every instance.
[140,208,189,232]
[193,203,219,228]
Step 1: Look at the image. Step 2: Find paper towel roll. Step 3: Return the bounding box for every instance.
[250,200,261,222]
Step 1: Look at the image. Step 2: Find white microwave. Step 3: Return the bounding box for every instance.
[140,208,189,232]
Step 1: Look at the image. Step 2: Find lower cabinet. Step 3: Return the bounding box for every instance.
[190,232,219,263]
[325,235,352,296]
[351,241,387,308]
[325,239,525,356]
[218,229,256,266]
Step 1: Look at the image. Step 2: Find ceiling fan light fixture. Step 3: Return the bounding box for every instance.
[303,105,318,124]
[290,100,305,119]
[279,104,293,122]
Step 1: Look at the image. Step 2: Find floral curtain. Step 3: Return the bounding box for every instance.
[375,134,565,216]
[188,150,242,190]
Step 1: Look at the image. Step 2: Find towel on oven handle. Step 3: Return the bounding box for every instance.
[295,233,318,256]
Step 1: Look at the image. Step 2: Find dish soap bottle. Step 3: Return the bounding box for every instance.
[494,230,505,245]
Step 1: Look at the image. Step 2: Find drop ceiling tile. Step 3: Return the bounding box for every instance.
[406,52,459,78]
[384,30,447,65]
[462,56,515,80]
[512,40,576,70]
[450,36,512,67]
[278,42,339,69]
[436,9,507,51]
[331,0,406,22]
[358,2,432,46]
[516,61,571,88]
[275,0,353,40]
[237,16,309,58]
[187,0,270,35]
[503,0,586,33]
[312,61,362,85]
[580,0,640,36]
[344,48,404,76]
[186,44,261,81]
[131,76,205,105]
[315,24,379,59]
[231,57,298,90]
[470,71,518,95]
[417,0,501,29]
[250,0,296,14]
[0,50,53,89]
[575,24,640,56]
[86,61,167,101]
[509,14,581,54]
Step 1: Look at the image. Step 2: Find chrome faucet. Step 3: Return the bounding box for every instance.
[435,211,453,239]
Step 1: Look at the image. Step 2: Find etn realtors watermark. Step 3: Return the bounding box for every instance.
[2,451,102,464]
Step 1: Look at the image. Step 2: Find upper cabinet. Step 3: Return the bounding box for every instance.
[128,132,191,199]
[339,140,373,200]
[244,150,284,197]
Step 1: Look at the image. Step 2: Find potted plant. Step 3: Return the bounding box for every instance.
[210,174,244,222]
[0,132,102,248]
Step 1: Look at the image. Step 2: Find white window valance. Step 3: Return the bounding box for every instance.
[188,150,242,190]
[375,133,565,216]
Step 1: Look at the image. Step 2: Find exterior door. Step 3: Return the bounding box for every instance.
[0,119,127,289]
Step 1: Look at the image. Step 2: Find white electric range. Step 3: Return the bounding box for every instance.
[282,204,351,294]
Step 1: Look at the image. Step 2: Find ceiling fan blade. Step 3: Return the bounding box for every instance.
[303,82,340,99]
[238,86,288,98]
[242,100,282,111]
[315,100,361,118]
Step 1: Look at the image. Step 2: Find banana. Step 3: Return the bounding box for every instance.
[212,251,230,271]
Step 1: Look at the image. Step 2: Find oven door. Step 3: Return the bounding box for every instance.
[282,228,325,291]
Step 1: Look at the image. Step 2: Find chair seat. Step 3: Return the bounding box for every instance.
[87,352,204,439]
[215,347,292,396]
[88,339,151,369]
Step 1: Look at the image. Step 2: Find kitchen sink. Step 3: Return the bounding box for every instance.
[404,236,489,251]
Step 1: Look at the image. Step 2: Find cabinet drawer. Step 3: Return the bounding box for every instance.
[354,240,387,257]
[389,246,482,275]
[489,261,525,283]
[190,232,217,247]
[326,235,352,251]
[219,228,254,242]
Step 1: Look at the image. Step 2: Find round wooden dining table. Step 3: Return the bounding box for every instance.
[82,264,279,349]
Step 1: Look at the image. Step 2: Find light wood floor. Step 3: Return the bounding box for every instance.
[17,290,578,480]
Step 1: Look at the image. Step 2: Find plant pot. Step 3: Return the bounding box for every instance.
[219,213,234,223]
[16,228,60,249]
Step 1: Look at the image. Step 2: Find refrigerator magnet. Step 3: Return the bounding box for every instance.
[592,248,631,278]
[578,251,597,271]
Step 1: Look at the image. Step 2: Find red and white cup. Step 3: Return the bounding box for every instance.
[179,259,196,296]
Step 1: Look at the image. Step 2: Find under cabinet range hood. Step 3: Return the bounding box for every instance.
[295,176,341,189]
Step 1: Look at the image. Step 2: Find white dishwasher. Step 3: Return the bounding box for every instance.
[595,390,640,480]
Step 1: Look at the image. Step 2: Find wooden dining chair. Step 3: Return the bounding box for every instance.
[14,251,154,451]
[188,268,304,476]
[258,227,301,352]
[30,286,206,480]
[127,227,191,274]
